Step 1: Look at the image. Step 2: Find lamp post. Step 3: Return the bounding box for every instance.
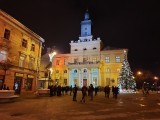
[47,50,56,88]
[154,76,158,93]
[136,71,142,89]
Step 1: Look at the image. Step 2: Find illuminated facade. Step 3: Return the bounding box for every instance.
[47,10,127,88]
[0,10,44,94]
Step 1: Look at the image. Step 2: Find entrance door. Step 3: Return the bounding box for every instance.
[14,77,22,94]
[83,79,87,86]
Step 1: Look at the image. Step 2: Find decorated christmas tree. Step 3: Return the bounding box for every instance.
[119,51,136,93]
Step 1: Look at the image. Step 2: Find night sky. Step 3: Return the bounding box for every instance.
[0,0,160,74]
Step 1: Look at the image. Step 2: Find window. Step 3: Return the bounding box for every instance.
[93,58,97,62]
[83,69,87,73]
[83,48,87,50]
[4,29,10,40]
[64,59,67,65]
[31,44,35,51]
[25,78,33,91]
[56,70,59,73]
[106,68,110,73]
[56,60,60,65]
[74,58,78,63]
[74,70,77,73]
[19,54,26,67]
[83,57,87,63]
[64,70,67,73]
[0,50,7,62]
[116,56,121,63]
[22,39,27,48]
[93,47,97,50]
[105,56,110,63]
[29,57,35,69]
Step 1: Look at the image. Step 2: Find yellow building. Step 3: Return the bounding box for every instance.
[0,10,44,94]
[39,10,127,88]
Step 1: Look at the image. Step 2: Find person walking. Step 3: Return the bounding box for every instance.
[106,86,110,98]
[69,85,73,96]
[73,84,78,101]
[114,86,119,99]
[81,85,88,103]
[89,84,94,100]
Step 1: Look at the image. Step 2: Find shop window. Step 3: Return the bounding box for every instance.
[25,78,33,91]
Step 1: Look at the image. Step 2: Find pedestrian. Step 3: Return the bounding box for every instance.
[69,85,73,96]
[89,84,94,100]
[112,86,115,98]
[94,86,98,96]
[81,85,88,103]
[114,86,119,99]
[106,86,110,98]
[73,84,78,101]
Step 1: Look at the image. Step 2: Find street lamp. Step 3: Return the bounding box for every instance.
[154,76,158,93]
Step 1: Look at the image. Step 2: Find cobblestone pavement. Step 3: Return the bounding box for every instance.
[0,92,160,120]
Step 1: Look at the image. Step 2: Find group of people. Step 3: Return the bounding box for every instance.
[70,84,119,103]
[48,84,120,102]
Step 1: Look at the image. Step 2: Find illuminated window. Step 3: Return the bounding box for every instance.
[116,56,121,62]
[4,29,10,40]
[106,68,110,73]
[29,57,35,69]
[83,57,87,62]
[19,54,26,67]
[31,44,35,51]
[26,77,33,91]
[22,39,27,48]
[0,50,7,62]
[93,58,97,62]
[105,56,110,63]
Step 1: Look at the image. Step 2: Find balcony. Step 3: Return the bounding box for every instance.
[68,61,101,68]
[0,37,11,50]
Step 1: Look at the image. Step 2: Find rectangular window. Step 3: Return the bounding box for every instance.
[93,58,97,62]
[105,56,110,63]
[25,78,33,91]
[29,57,35,69]
[56,60,60,65]
[4,29,10,40]
[22,39,27,48]
[115,56,121,63]
[19,54,26,67]
[31,44,35,51]
[83,57,87,63]
[0,50,7,62]
[74,58,78,63]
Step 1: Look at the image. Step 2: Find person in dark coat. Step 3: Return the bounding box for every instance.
[73,84,78,101]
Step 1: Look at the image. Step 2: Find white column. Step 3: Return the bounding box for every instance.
[68,69,71,86]
[98,68,101,86]
[88,68,91,85]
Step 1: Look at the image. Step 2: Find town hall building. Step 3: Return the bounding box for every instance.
[39,10,127,89]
